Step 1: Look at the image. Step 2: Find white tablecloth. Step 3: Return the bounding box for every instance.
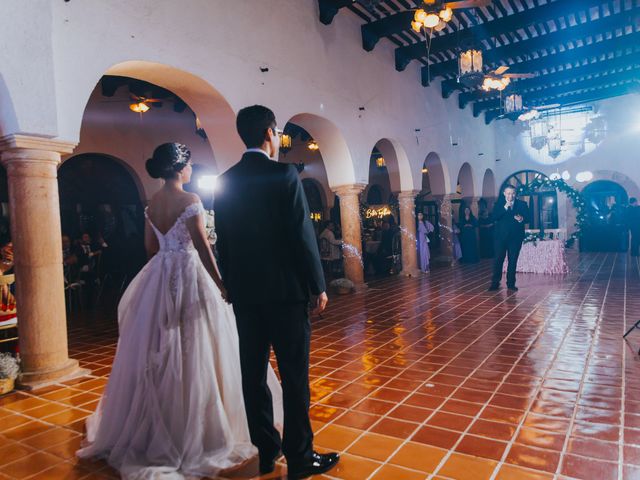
[503,239,569,274]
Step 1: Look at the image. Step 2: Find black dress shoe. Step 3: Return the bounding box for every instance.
[507,285,518,291]
[287,451,340,479]
[260,451,282,474]
[488,285,500,291]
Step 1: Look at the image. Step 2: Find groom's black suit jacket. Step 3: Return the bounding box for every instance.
[215,151,326,305]
[492,198,529,242]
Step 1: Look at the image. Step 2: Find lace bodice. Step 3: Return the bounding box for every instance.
[145,202,205,253]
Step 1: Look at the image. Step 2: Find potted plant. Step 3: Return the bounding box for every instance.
[0,353,20,395]
[329,278,354,295]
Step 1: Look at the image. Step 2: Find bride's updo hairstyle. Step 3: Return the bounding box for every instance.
[145,143,191,179]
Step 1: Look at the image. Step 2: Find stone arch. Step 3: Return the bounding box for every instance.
[66,60,241,174]
[482,168,496,198]
[580,170,640,200]
[368,138,413,193]
[422,152,449,197]
[456,162,475,199]
[283,113,356,188]
[60,152,145,204]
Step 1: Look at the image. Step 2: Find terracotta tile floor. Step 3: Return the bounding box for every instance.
[1,252,640,479]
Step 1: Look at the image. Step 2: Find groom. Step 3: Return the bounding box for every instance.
[489,184,529,292]
[215,105,339,478]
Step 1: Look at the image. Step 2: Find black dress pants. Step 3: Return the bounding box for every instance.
[491,237,523,287]
[233,302,313,465]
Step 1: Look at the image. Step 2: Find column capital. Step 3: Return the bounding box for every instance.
[0,134,76,154]
[398,190,420,201]
[333,183,367,197]
[0,135,76,167]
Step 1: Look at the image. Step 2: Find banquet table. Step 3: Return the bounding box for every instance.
[503,239,569,274]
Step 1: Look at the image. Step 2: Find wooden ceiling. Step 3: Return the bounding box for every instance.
[318,0,640,123]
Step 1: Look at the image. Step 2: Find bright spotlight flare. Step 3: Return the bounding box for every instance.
[198,175,218,191]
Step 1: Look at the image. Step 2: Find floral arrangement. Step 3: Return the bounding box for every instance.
[204,210,217,245]
[516,177,587,242]
[329,278,354,294]
[523,232,545,246]
[0,353,19,380]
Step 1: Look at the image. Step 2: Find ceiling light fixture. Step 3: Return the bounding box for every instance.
[129,102,150,113]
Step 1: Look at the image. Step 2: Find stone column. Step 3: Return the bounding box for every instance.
[398,190,420,276]
[0,135,86,388]
[435,194,455,265]
[333,184,366,288]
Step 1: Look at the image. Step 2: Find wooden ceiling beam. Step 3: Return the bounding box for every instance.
[484,81,639,123]
[422,7,640,85]
[474,67,640,117]
[395,0,608,71]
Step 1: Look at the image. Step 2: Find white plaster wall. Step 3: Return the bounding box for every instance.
[0,0,498,193]
[493,95,640,197]
[66,85,216,201]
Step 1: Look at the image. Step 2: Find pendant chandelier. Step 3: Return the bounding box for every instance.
[411,6,452,33]
[458,49,483,77]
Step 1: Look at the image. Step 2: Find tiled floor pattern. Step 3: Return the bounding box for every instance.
[1,253,639,479]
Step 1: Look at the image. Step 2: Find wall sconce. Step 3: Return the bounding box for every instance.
[376,157,386,168]
[307,140,319,151]
[280,134,292,155]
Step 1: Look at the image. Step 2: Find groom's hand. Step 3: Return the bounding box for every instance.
[312,292,328,315]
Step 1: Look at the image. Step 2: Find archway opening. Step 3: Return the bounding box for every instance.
[581,180,629,252]
[417,153,447,252]
[58,154,145,309]
[502,170,558,231]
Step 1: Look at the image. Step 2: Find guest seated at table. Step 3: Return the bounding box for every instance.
[478,209,495,258]
[458,207,479,263]
[319,222,343,278]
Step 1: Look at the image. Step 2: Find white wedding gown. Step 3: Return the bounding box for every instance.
[77,202,282,480]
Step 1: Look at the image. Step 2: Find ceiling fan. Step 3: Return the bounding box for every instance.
[412,0,491,32]
[128,93,163,113]
[481,65,535,91]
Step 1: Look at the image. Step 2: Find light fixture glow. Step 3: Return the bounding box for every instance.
[576,171,594,183]
[438,7,453,22]
[414,9,427,23]
[561,170,571,181]
[423,13,440,28]
[129,102,150,113]
[411,20,422,32]
[376,157,386,168]
[307,140,319,151]
[549,172,561,180]
[198,175,218,191]
[434,20,447,31]
[421,167,429,174]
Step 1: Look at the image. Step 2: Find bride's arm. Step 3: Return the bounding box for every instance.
[144,221,159,260]
[186,214,227,297]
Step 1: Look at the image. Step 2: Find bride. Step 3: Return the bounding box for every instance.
[77,143,281,479]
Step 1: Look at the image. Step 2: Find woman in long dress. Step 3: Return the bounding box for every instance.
[458,207,479,263]
[416,212,434,272]
[77,143,280,479]
[478,209,495,258]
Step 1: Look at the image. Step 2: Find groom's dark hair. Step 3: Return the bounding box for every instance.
[236,105,276,148]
